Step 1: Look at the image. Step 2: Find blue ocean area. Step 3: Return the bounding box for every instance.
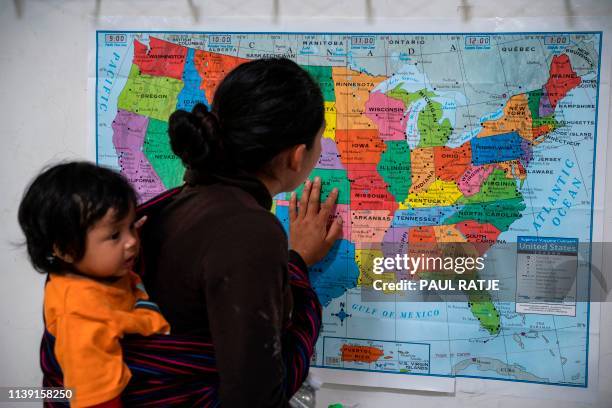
[309,239,360,307]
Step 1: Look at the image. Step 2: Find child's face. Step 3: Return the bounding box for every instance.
[72,205,139,279]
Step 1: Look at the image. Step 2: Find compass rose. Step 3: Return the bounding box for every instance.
[332,302,352,326]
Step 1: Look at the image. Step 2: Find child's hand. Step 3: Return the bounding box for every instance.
[289,177,343,266]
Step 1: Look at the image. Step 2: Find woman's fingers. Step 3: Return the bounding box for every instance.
[306,177,321,217]
[289,181,343,266]
[289,192,297,222]
[318,188,338,221]
[298,179,312,218]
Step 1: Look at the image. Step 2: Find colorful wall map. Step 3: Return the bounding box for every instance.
[96,31,601,387]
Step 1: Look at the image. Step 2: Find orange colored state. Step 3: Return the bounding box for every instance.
[332,67,387,130]
[341,344,384,363]
[193,51,249,103]
[434,225,468,243]
[434,144,472,182]
[478,94,533,140]
[409,226,437,243]
[335,129,386,165]
[496,160,527,181]
[409,148,436,194]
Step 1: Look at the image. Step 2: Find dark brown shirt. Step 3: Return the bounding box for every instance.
[141,174,294,407]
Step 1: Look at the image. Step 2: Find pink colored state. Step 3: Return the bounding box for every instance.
[316,137,345,170]
[457,165,494,197]
[112,110,166,202]
[364,92,407,141]
[334,204,351,240]
[350,209,393,244]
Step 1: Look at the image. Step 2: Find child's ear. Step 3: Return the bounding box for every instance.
[288,144,307,172]
[52,245,74,264]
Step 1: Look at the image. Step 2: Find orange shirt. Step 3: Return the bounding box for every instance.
[44,271,170,407]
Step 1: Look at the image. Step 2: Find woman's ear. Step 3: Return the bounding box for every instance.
[52,245,74,264]
[288,143,307,172]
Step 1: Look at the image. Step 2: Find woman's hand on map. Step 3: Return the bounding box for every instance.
[289,177,343,267]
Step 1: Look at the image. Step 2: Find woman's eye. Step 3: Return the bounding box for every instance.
[110,231,120,240]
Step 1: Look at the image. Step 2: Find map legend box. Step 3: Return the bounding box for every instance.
[515,236,578,316]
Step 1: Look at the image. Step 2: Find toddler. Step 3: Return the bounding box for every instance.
[18,161,169,407]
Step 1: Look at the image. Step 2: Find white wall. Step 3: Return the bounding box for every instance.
[1,1,611,407]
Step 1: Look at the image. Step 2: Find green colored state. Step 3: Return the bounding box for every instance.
[387,84,436,107]
[377,141,412,202]
[527,88,543,120]
[143,118,185,189]
[533,115,561,130]
[458,169,522,205]
[418,98,452,148]
[118,65,183,122]
[295,168,350,204]
[386,84,450,147]
[387,83,436,107]
[527,88,562,133]
[468,291,501,335]
[301,65,335,101]
[443,197,526,232]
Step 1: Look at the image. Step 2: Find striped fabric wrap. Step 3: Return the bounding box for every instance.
[40,186,322,406]
[42,331,221,407]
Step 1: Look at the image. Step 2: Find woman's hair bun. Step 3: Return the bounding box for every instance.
[168,103,220,169]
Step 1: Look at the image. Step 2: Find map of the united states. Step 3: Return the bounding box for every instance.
[98,32,600,386]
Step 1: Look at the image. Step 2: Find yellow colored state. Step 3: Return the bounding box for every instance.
[355,249,395,292]
[324,101,337,140]
[405,179,463,208]
[433,225,468,243]
[398,202,410,210]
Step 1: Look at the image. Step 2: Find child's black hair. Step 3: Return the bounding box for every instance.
[168,57,324,175]
[18,161,137,274]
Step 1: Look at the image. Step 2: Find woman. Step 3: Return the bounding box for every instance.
[41,58,339,407]
[139,58,341,406]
